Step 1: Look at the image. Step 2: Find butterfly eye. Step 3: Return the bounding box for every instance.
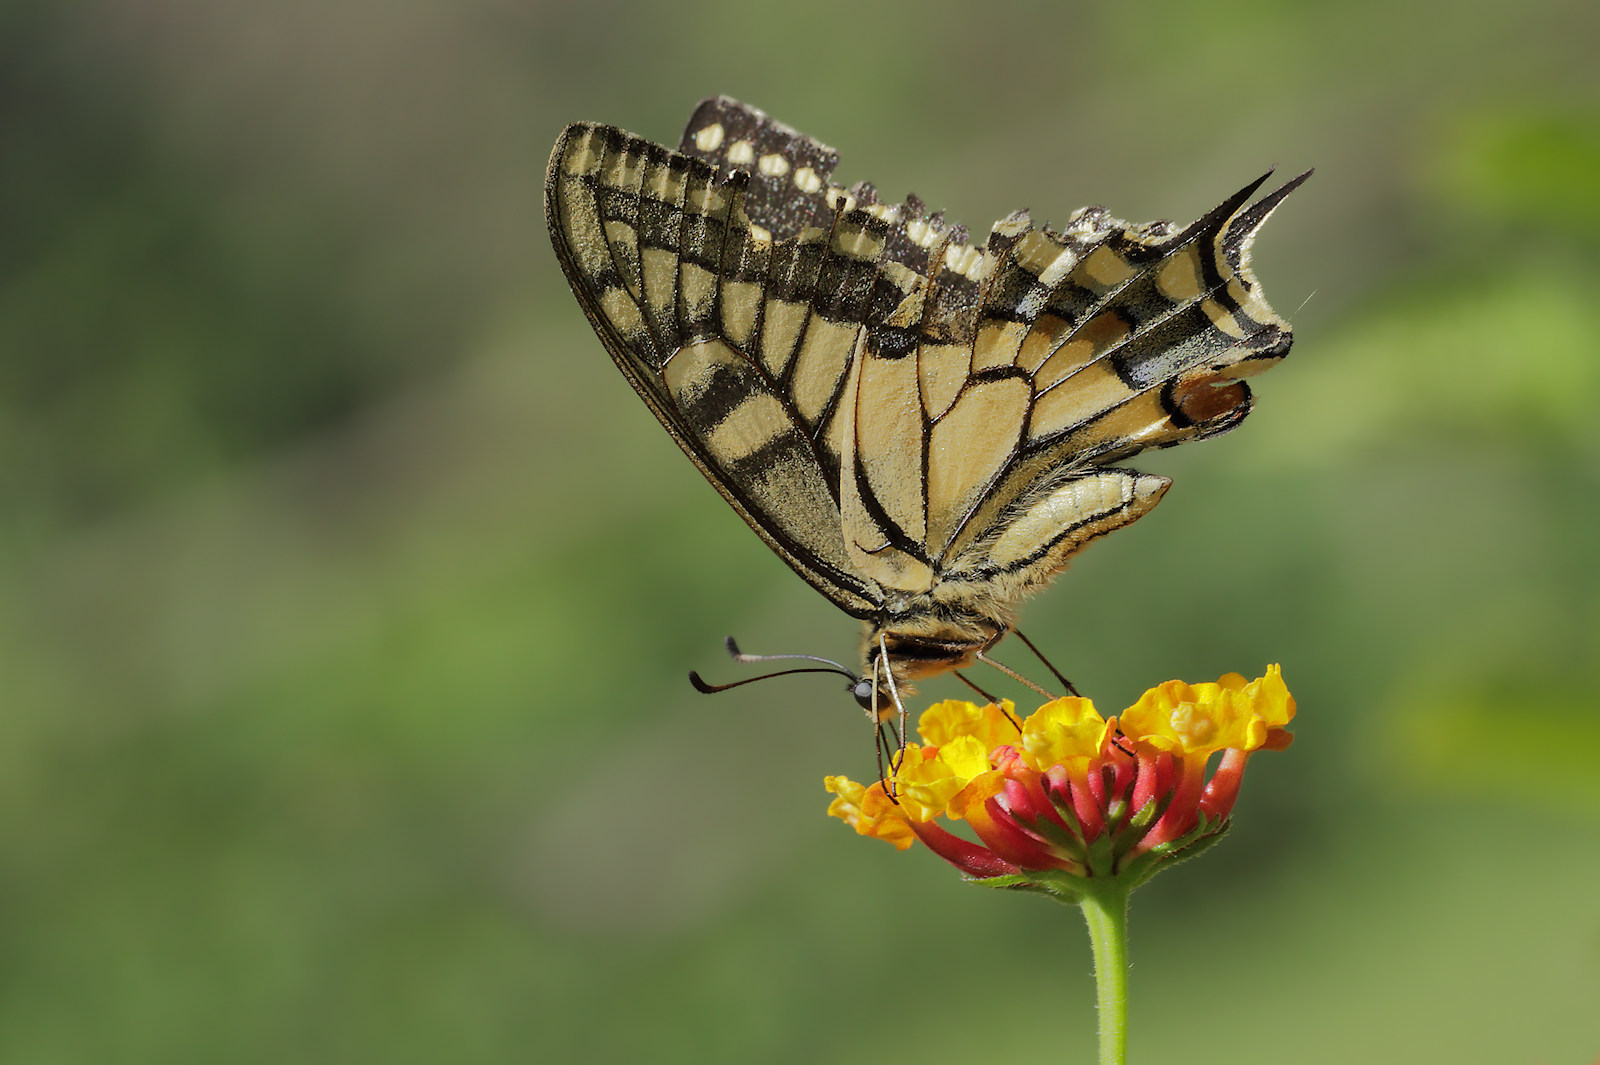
[851,678,879,712]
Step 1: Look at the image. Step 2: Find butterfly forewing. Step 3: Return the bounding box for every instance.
[547,97,1306,696]
[548,121,877,617]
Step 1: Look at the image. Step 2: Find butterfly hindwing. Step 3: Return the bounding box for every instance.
[928,171,1310,580]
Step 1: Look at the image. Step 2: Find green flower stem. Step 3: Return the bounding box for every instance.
[1077,879,1131,1065]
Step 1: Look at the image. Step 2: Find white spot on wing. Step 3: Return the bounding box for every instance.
[694,123,725,152]
[993,211,1030,239]
[907,218,944,249]
[727,140,755,166]
[758,153,790,178]
[793,166,822,194]
[944,244,984,277]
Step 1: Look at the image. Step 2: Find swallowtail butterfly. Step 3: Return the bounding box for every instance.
[546,97,1306,711]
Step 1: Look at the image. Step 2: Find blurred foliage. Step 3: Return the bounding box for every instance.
[2,0,1599,1063]
[1431,106,1600,235]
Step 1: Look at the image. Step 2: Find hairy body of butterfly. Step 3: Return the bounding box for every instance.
[546,97,1307,710]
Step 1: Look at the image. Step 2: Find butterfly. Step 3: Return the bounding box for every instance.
[546,96,1307,713]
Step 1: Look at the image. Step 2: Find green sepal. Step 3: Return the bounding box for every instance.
[1116,816,1232,891]
[965,814,1235,901]
[1016,806,1089,866]
[966,868,1089,905]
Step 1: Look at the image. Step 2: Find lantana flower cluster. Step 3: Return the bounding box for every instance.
[826,666,1294,893]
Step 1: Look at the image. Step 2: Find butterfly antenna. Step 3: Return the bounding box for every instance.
[722,635,854,672]
[689,667,856,694]
[688,635,862,695]
[1008,627,1080,697]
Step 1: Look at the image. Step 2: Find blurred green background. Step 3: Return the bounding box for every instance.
[4,0,1599,1061]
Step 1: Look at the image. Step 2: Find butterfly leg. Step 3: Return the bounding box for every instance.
[868,634,913,789]
[952,672,1022,728]
[1008,627,1081,697]
[953,670,1002,706]
[873,718,904,796]
[974,649,1057,701]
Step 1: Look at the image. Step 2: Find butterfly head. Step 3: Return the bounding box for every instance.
[691,636,888,711]
[861,614,1008,715]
